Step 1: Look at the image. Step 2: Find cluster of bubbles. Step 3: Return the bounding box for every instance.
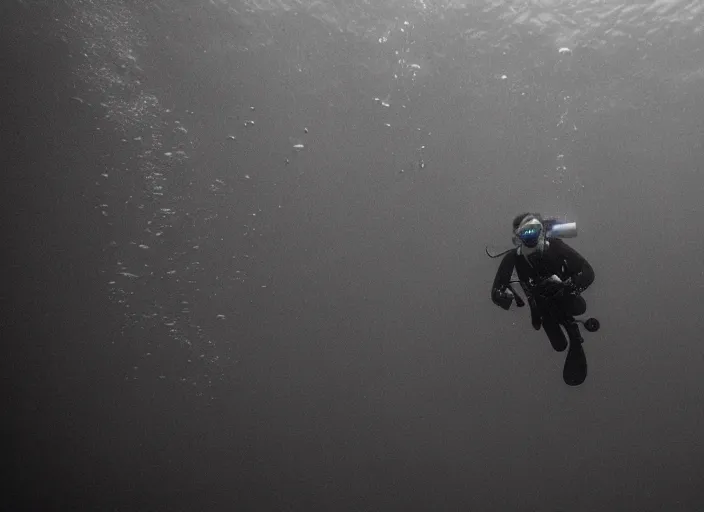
[63,0,229,392]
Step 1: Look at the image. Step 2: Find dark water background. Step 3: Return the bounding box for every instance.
[4,0,704,510]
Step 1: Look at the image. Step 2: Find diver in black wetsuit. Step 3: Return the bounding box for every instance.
[489,213,596,385]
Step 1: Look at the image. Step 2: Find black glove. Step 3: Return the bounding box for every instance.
[549,282,572,299]
[557,278,577,298]
[492,288,514,310]
[499,288,515,305]
[538,277,574,300]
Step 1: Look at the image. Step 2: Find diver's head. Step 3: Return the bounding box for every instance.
[513,213,545,251]
[512,213,533,232]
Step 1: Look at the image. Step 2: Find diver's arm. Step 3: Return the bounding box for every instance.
[553,239,594,293]
[491,250,517,310]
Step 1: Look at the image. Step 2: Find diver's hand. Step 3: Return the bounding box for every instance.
[561,277,576,295]
[500,288,515,303]
[548,281,576,299]
[493,288,515,309]
[539,276,572,299]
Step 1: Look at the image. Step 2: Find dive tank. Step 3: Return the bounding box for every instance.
[545,221,577,239]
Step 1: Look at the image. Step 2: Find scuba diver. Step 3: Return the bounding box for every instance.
[487,213,598,386]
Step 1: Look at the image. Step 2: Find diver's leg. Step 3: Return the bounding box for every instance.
[542,314,568,352]
[555,295,585,344]
[564,295,587,316]
[528,297,541,330]
[554,296,587,343]
[564,320,584,344]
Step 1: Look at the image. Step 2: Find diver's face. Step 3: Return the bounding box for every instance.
[516,219,542,248]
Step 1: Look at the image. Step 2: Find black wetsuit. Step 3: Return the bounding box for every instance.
[491,238,595,350]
